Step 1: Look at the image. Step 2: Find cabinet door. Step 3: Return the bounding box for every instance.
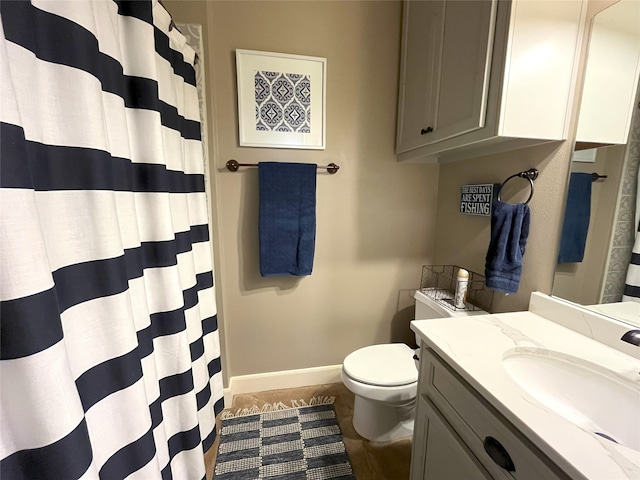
[396,0,497,154]
[396,0,444,154]
[411,396,493,480]
[432,0,497,143]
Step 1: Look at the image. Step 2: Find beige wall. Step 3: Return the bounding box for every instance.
[166,1,439,380]
[163,0,602,380]
[433,142,573,313]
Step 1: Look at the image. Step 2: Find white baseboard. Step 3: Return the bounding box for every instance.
[223,364,343,406]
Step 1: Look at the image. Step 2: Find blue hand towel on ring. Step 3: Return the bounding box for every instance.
[485,201,531,294]
[259,162,317,277]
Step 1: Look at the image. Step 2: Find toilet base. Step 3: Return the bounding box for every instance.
[352,394,415,442]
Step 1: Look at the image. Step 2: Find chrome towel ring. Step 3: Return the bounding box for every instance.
[497,168,538,205]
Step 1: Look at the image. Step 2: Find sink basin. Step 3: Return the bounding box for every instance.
[503,349,640,451]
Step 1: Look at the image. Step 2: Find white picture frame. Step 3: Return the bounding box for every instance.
[235,49,326,150]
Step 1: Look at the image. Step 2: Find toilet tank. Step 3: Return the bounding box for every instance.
[414,290,488,319]
[413,289,488,349]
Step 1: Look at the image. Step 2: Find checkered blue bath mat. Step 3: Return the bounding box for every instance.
[214,404,355,479]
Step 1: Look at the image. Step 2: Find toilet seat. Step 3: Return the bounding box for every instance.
[343,343,418,387]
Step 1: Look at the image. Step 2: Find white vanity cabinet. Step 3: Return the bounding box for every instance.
[413,395,493,479]
[410,347,571,480]
[396,0,585,163]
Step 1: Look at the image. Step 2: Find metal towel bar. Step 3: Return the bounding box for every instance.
[226,159,340,174]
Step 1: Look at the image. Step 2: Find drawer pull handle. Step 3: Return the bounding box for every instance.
[420,127,434,135]
[483,436,515,472]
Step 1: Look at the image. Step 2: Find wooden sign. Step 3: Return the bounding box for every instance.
[459,184,497,216]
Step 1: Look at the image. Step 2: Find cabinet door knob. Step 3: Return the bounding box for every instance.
[420,127,434,135]
[483,436,515,472]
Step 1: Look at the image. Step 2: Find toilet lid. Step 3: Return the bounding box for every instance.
[343,344,418,387]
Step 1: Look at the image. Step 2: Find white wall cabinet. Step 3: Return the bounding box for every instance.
[395,0,496,154]
[575,0,640,146]
[396,0,586,163]
[410,347,572,480]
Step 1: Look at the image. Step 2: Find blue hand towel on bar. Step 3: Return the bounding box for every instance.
[557,172,592,264]
[485,201,531,294]
[259,162,317,277]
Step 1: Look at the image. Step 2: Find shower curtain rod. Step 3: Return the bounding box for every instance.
[158,0,199,64]
[226,159,340,174]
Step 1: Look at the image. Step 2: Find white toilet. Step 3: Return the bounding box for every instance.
[341,290,487,442]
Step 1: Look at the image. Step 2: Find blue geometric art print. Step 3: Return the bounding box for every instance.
[255,71,311,133]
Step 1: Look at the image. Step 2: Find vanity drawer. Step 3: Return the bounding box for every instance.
[421,347,572,480]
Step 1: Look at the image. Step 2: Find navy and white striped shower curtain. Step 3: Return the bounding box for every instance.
[623,223,640,301]
[0,1,224,478]
[622,108,640,302]
[623,167,640,302]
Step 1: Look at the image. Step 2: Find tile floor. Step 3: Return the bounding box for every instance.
[204,382,412,480]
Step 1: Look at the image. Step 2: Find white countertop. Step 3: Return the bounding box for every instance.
[411,311,640,480]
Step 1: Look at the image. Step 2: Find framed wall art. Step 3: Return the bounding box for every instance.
[235,49,326,149]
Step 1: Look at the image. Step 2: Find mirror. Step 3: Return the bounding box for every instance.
[551,0,640,326]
